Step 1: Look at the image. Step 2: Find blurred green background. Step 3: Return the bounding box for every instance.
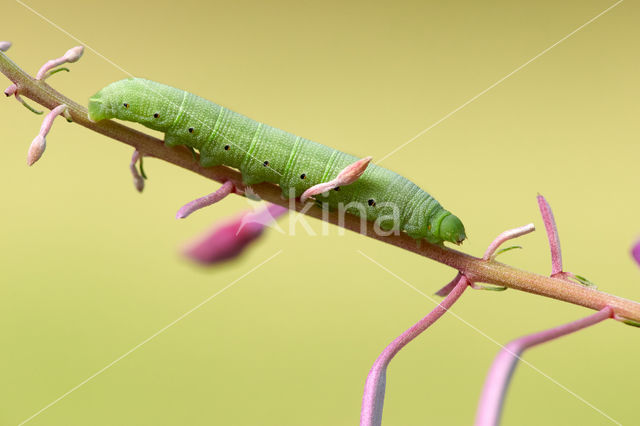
[2,0,639,424]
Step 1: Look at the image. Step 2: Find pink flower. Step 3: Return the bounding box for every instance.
[27,135,46,166]
[182,203,287,265]
[632,240,640,267]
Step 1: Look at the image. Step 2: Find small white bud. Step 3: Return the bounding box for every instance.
[0,41,12,52]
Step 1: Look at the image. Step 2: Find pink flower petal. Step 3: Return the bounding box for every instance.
[632,240,640,267]
[182,203,287,265]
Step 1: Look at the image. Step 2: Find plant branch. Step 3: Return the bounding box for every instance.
[2,51,640,323]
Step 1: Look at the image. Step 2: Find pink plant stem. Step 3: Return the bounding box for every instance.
[176,180,235,219]
[40,105,66,130]
[475,306,613,426]
[537,195,563,275]
[434,273,462,297]
[483,224,535,260]
[360,275,470,426]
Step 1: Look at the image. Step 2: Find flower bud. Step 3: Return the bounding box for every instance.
[63,46,84,63]
[27,135,46,166]
[301,156,372,202]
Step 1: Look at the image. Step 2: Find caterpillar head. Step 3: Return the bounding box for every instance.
[438,214,466,245]
[89,79,126,122]
[88,78,152,124]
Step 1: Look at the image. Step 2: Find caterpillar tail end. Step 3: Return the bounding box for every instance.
[440,214,466,245]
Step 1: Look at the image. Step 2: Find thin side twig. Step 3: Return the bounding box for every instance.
[475,306,613,426]
[483,224,535,260]
[360,276,470,426]
[537,195,563,275]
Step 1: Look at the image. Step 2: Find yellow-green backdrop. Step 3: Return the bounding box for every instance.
[2,1,639,425]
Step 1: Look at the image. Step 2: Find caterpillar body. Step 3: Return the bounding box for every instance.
[88,78,466,245]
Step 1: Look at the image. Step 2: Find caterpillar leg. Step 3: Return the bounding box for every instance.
[0,41,12,51]
[300,156,372,203]
[176,180,235,219]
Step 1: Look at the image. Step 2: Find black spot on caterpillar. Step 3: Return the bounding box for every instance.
[88,78,466,244]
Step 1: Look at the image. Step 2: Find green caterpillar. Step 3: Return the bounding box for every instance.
[88,78,466,245]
